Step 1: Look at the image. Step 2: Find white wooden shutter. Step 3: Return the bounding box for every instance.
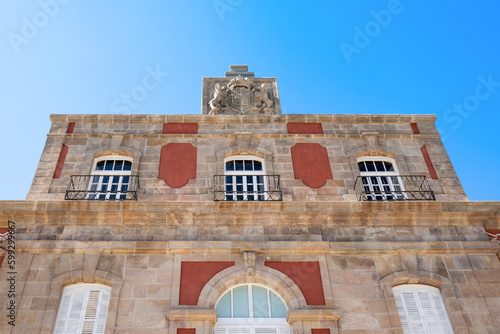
[66,287,87,334]
[53,284,111,334]
[53,291,73,334]
[214,327,227,334]
[432,294,453,333]
[95,289,111,334]
[255,327,278,334]
[228,328,251,334]
[278,327,291,334]
[393,285,454,334]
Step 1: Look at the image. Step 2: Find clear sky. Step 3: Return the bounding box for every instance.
[1,0,499,201]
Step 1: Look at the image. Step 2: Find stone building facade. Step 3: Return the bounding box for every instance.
[0,66,499,334]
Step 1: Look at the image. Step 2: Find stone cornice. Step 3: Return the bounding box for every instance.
[1,200,499,228]
[46,133,442,139]
[49,114,437,124]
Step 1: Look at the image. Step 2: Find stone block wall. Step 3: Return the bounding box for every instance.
[2,244,499,333]
[1,201,499,333]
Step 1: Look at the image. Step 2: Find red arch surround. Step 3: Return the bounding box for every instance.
[265,261,326,305]
[179,261,235,305]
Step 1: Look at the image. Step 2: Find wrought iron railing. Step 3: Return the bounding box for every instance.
[213,175,282,201]
[354,175,435,201]
[65,175,139,200]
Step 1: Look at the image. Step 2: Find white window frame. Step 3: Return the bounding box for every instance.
[53,283,111,334]
[214,284,291,334]
[87,156,133,200]
[357,157,406,200]
[393,284,454,334]
[224,156,267,201]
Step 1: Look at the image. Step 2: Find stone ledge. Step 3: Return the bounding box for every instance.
[11,240,499,256]
[165,309,217,323]
[287,309,340,323]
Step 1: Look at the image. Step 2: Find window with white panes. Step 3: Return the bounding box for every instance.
[88,157,132,200]
[224,157,266,201]
[53,283,111,334]
[214,284,291,334]
[357,157,405,200]
[393,284,454,334]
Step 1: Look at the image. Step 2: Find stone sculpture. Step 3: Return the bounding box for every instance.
[208,76,274,115]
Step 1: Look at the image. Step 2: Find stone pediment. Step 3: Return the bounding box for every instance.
[202,65,281,116]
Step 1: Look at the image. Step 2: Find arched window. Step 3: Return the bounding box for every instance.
[214,284,291,334]
[88,157,133,200]
[357,157,405,200]
[53,283,111,334]
[224,157,266,201]
[393,284,454,334]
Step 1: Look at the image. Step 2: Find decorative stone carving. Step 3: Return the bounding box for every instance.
[209,76,274,115]
[243,251,256,276]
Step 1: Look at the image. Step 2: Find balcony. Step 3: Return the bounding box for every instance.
[65,175,139,200]
[354,175,435,201]
[213,175,282,201]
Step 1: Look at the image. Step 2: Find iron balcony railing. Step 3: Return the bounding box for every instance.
[354,175,435,201]
[213,175,282,201]
[65,175,139,200]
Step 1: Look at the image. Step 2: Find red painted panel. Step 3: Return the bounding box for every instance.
[312,329,330,334]
[287,123,323,134]
[179,261,234,305]
[158,143,197,188]
[53,144,69,178]
[410,123,420,134]
[291,143,332,188]
[486,229,500,241]
[265,262,326,305]
[420,145,438,180]
[66,122,75,134]
[178,329,195,334]
[1,227,9,268]
[163,123,198,134]
[0,228,9,244]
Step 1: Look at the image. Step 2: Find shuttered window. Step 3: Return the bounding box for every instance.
[53,284,111,334]
[393,285,454,334]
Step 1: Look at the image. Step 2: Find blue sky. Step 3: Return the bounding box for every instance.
[1,0,499,201]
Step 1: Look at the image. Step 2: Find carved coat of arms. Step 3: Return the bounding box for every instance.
[209,76,274,115]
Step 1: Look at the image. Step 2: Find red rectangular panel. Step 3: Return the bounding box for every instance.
[410,123,420,134]
[312,330,330,334]
[163,123,198,134]
[287,123,323,134]
[420,145,438,179]
[53,144,69,178]
[66,122,75,134]
[178,329,195,334]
